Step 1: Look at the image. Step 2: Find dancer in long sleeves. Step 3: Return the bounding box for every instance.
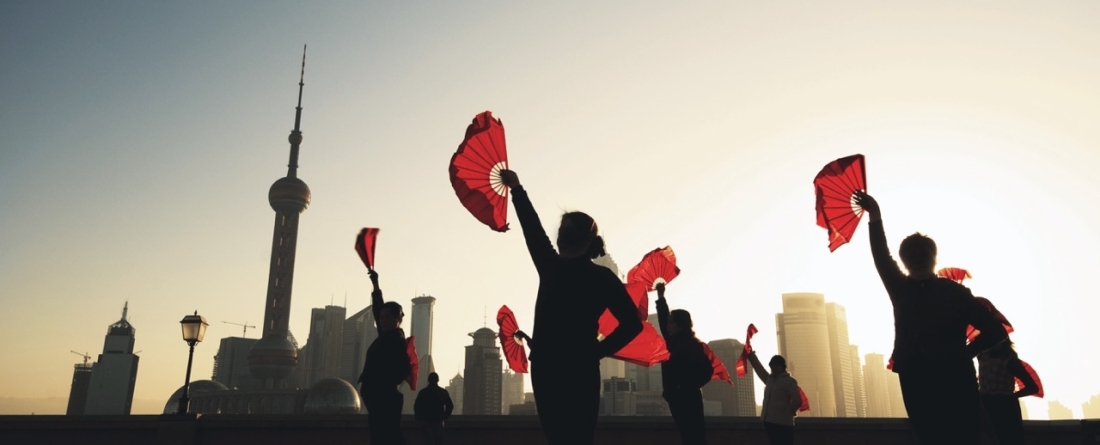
[854,191,1008,445]
[973,298,1038,445]
[357,270,411,445]
[747,351,801,445]
[655,283,712,445]
[499,169,643,445]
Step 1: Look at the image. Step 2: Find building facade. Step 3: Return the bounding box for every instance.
[212,337,261,390]
[776,293,837,417]
[825,303,856,417]
[463,328,502,415]
[701,339,757,417]
[84,303,140,415]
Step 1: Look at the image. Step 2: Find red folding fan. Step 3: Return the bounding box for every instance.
[1016,360,1043,398]
[735,323,758,378]
[797,386,811,412]
[626,246,681,291]
[449,111,509,232]
[966,296,1014,343]
[598,282,670,367]
[496,305,529,373]
[814,154,867,252]
[937,267,972,284]
[702,342,733,385]
[405,336,419,390]
[355,228,380,270]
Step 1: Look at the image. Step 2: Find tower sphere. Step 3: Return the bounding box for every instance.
[248,335,299,381]
[268,176,311,213]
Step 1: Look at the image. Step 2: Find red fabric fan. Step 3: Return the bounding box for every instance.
[937,267,972,284]
[598,282,670,367]
[627,246,681,291]
[814,154,867,252]
[735,324,758,378]
[406,336,419,391]
[355,228,380,270]
[702,342,733,385]
[966,296,1014,343]
[496,305,529,373]
[797,387,810,412]
[449,111,509,232]
[1015,360,1044,398]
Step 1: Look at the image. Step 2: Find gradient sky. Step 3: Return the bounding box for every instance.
[2,1,1098,418]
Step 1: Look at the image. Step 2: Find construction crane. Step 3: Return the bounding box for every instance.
[221,321,256,338]
[70,350,91,366]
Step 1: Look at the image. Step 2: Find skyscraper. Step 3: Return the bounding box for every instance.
[340,305,377,385]
[501,369,525,414]
[447,373,465,415]
[304,305,346,386]
[862,353,891,417]
[825,303,856,417]
[212,337,260,390]
[1048,401,1073,420]
[463,327,502,415]
[84,303,140,415]
[1083,394,1100,419]
[66,355,94,415]
[701,339,757,417]
[776,293,837,417]
[885,371,906,417]
[848,345,866,418]
[249,49,311,389]
[411,296,436,373]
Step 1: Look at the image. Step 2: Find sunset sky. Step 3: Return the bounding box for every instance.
[2,1,1098,417]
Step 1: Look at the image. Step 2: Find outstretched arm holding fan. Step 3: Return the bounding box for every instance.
[499,169,557,274]
[853,191,906,295]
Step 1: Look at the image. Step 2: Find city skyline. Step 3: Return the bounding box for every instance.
[3,2,1099,420]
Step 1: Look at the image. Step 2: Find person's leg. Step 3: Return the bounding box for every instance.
[763,421,794,445]
[681,390,707,445]
[901,363,982,445]
[982,394,1024,445]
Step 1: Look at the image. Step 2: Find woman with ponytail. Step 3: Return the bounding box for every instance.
[499,169,643,445]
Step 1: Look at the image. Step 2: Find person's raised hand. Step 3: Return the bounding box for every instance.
[853,190,881,222]
[499,169,520,188]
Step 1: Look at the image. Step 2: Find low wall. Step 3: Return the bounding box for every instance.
[1,415,1095,445]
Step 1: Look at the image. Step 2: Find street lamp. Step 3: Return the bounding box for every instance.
[177,311,208,415]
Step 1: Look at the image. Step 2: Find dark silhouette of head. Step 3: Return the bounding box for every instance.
[379,301,404,333]
[899,232,937,275]
[769,355,787,374]
[428,372,440,386]
[557,211,606,259]
[668,309,694,336]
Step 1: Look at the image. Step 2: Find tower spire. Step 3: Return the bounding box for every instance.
[122,301,128,321]
[287,44,306,178]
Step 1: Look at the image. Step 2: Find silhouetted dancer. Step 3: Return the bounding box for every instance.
[974,299,1037,445]
[655,283,712,445]
[414,372,454,445]
[747,351,801,445]
[854,191,1008,445]
[357,270,411,445]
[500,169,644,445]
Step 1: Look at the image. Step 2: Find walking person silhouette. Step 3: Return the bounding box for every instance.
[655,282,712,445]
[414,372,454,445]
[357,270,411,445]
[499,169,643,445]
[854,191,1008,444]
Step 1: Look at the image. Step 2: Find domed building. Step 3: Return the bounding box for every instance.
[303,378,362,414]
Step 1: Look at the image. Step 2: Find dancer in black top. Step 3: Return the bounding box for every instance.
[854,191,1008,445]
[500,169,643,445]
[357,270,411,445]
[655,283,713,445]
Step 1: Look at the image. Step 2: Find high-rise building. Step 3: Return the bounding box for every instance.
[848,345,866,418]
[501,369,525,414]
[825,303,856,417]
[701,339,756,416]
[863,353,891,417]
[1083,394,1100,419]
[1020,399,1030,420]
[463,328,502,415]
[629,313,669,416]
[599,377,637,416]
[402,296,438,413]
[66,355,94,415]
[340,306,377,385]
[1048,401,1074,420]
[600,357,627,387]
[212,337,260,390]
[447,373,465,415]
[248,50,312,389]
[84,303,140,415]
[304,305,346,386]
[885,371,906,418]
[776,293,836,417]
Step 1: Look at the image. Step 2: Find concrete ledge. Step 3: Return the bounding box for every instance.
[1,415,1095,445]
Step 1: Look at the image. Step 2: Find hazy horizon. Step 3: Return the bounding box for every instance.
[3,1,1098,419]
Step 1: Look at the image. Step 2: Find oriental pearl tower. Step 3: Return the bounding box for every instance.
[249,47,311,389]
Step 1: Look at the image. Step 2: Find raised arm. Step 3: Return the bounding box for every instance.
[369,270,384,330]
[500,170,557,274]
[854,192,906,295]
[747,351,770,383]
[655,283,670,338]
[598,274,644,358]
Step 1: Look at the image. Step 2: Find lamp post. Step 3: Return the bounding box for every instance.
[177,311,208,415]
